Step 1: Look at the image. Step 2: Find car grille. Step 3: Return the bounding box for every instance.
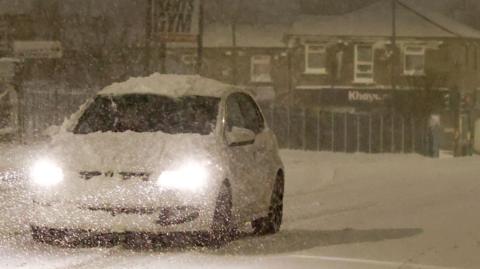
[79,171,151,181]
[82,206,200,225]
[84,206,156,216]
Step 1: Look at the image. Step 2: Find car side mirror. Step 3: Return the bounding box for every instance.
[226,127,256,147]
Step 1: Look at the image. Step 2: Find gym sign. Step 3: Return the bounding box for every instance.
[150,0,200,43]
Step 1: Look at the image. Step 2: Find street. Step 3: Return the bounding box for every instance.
[0,147,479,269]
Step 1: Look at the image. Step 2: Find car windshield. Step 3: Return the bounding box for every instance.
[73,94,220,135]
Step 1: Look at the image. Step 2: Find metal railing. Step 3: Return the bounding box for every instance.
[261,105,428,154]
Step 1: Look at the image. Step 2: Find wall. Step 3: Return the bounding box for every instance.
[290,38,480,109]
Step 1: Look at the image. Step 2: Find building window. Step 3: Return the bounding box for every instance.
[251,55,272,83]
[181,54,197,66]
[305,44,327,74]
[354,44,374,83]
[404,46,425,76]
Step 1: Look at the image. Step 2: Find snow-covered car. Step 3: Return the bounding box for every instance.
[28,74,285,246]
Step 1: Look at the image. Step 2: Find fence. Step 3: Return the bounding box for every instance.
[261,105,429,154]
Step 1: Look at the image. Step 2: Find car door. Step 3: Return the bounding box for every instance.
[224,94,258,219]
[236,93,273,214]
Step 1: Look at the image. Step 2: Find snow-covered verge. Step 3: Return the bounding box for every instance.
[0,143,39,234]
[0,145,479,268]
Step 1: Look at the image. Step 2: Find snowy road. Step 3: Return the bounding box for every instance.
[0,146,479,269]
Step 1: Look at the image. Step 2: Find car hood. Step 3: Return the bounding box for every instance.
[46,131,220,173]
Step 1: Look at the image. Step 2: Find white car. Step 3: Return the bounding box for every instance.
[29,74,285,246]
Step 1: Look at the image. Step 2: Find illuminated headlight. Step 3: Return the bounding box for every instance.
[30,159,64,187]
[156,161,208,191]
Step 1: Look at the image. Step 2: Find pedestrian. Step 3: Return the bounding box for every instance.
[428,115,441,158]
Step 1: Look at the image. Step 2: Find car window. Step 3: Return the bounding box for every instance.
[74,94,220,135]
[236,93,265,134]
[225,93,265,134]
[225,94,246,132]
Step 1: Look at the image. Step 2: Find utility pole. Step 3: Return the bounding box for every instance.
[144,0,153,75]
[231,0,239,85]
[231,20,238,85]
[196,0,204,74]
[391,0,397,92]
[390,0,397,153]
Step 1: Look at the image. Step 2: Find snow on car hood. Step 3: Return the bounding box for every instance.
[45,131,220,173]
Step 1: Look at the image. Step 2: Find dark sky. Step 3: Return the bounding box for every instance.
[0,0,473,22]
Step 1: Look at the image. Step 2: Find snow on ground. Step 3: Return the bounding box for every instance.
[0,144,479,269]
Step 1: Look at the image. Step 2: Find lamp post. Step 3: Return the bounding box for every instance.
[196,0,204,74]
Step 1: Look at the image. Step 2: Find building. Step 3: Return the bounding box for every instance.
[286,0,480,110]
[284,0,480,154]
[0,4,34,138]
[167,23,290,104]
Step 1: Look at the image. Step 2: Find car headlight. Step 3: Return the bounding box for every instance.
[30,159,64,187]
[156,161,208,192]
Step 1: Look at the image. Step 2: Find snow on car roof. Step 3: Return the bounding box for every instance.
[98,73,237,98]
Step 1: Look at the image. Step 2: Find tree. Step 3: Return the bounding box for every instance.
[31,0,62,40]
[59,0,145,87]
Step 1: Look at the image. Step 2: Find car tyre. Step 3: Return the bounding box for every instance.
[31,226,50,244]
[253,173,284,235]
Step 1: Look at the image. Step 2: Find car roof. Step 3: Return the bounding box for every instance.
[97,73,242,99]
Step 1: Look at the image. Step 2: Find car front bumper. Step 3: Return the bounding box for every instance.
[30,200,216,234]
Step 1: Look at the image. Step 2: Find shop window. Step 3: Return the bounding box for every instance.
[181,54,197,67]
[404,46,425,76]
[250,55,272,83]
[354,44,374,83]
[305,44,327,74]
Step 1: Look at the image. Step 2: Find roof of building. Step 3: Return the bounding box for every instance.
[289,0,480,40]
[0,0,32,15]
[204,23,288,48]
[167,23,289,49]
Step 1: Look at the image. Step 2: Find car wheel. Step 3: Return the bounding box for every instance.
[209,181,234,246]
[253,173,284,235]
[31,226,50,244]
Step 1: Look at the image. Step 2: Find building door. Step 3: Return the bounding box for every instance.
[0,82,19,136]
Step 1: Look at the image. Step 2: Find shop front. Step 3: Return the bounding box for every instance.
[294,87,448,114]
